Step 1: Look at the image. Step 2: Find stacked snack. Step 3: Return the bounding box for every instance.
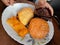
[18,7,34,25]
[6,16,28,37]
[28,18,49,39]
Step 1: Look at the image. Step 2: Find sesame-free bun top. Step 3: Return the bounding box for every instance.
[28,18,49,39]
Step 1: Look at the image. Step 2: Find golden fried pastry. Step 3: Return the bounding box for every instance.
[28,18,49,39]
[6,16,28,37]
[18,7,34,25]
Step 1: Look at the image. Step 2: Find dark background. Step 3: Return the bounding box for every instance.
[49,0,60,23]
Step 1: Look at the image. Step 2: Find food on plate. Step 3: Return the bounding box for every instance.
[28,18,49,39]
[18,7,34,25]
[35,8,51,17]
[6,16,28,37]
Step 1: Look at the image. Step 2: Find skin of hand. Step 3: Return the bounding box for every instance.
[35,0,54,16]
[45,2,54,16]
[1,0,15,6]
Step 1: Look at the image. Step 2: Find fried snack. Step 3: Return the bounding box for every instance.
[18,7,34,25]
[28,18,49,39]
[6,16,28,37]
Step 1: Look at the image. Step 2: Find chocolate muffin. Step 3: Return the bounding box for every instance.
[35,8,51,18]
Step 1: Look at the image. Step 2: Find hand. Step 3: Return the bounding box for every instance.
[45,2,54,16]
[35,0,54,16]
[1,0,15,6]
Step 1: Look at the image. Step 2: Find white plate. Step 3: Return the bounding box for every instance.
[1,3,54,45]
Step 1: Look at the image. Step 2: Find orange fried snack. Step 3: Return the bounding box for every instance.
[28,18,49,39]
[6,16,28,37]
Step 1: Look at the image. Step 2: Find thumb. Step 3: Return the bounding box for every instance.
[9,0,15,5]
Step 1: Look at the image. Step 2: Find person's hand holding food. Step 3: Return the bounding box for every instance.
[35,0,54,16]
[1,0,15,6]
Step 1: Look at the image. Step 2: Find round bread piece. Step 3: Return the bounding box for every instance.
[28,18,49,39]
[18,7,34,25]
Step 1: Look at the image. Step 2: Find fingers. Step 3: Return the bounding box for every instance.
[9,0,15,5]
[1,0,10,6]
[1,0,15,6]
[46,3,54,16]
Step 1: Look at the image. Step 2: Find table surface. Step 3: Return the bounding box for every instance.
[0,0,60,45]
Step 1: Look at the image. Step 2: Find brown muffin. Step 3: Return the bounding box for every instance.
[28,18,49,39]
[35,8,51,17]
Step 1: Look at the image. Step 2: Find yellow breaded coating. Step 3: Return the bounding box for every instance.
[18,7,34,25]
[6,16,28,37]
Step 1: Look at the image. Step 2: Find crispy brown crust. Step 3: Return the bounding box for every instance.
[28,18,49,39]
